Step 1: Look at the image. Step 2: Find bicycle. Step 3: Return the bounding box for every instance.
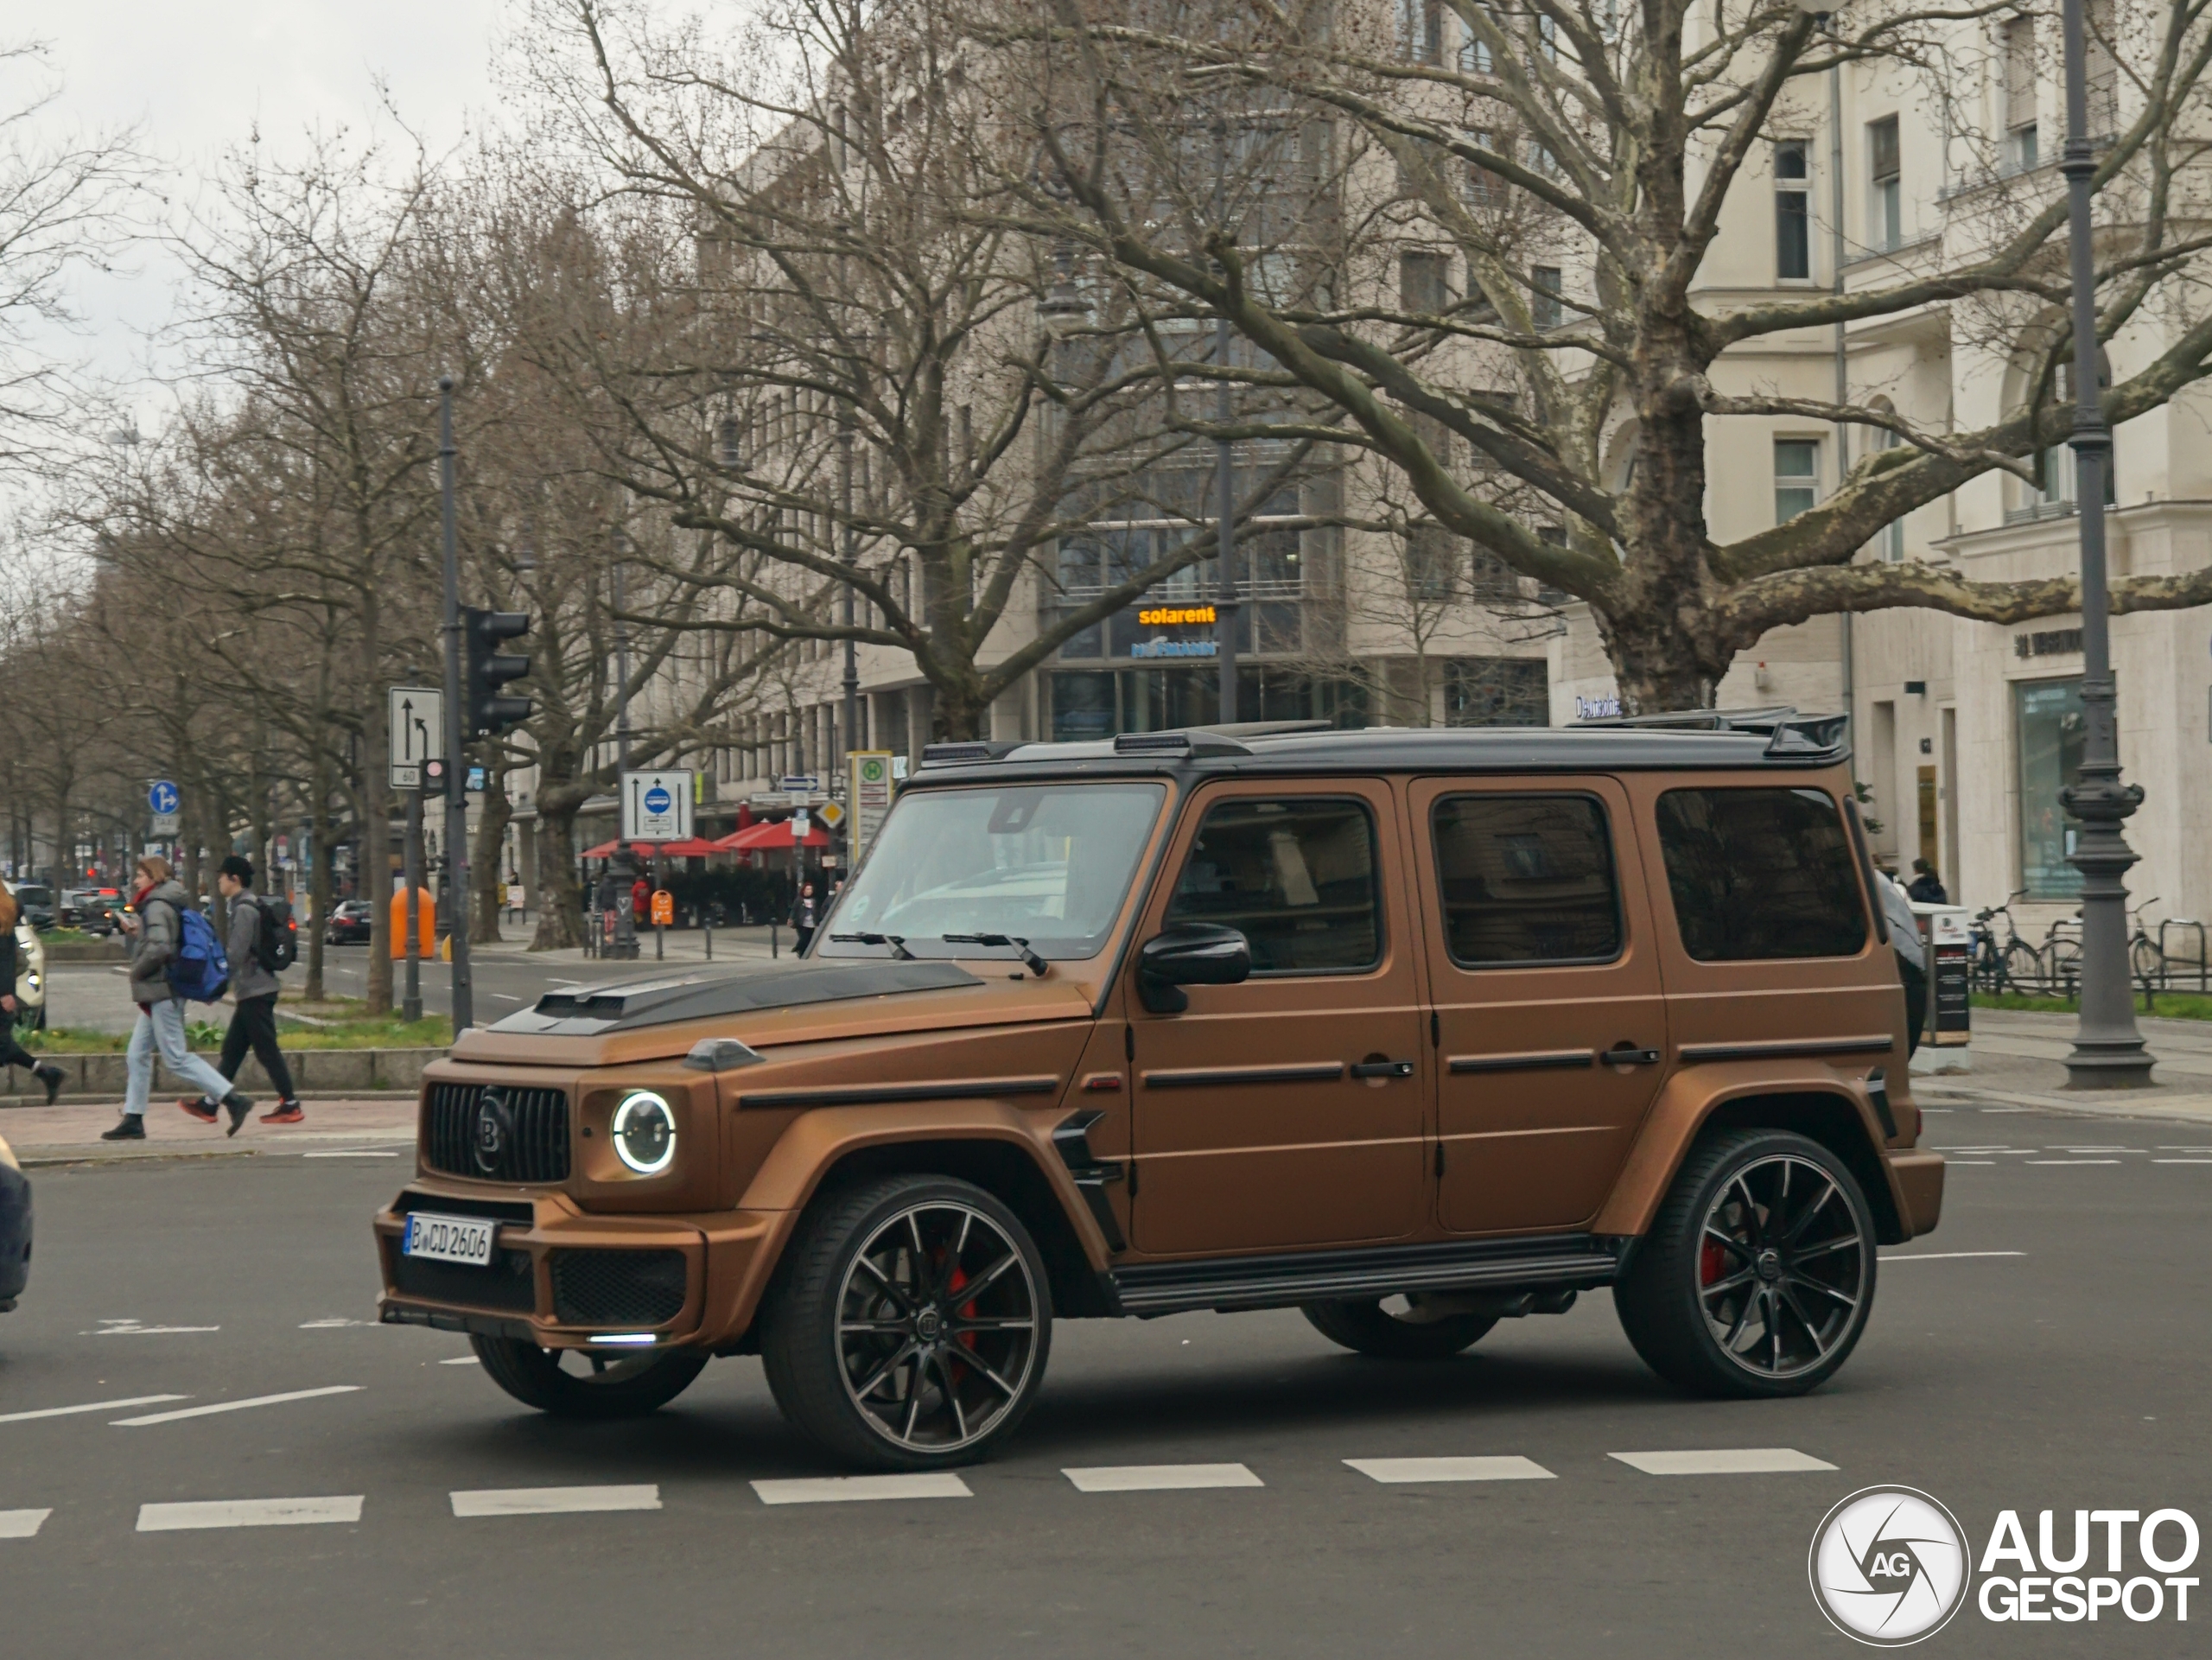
[2128,898,2166,1005]
[1971,892,2043,995]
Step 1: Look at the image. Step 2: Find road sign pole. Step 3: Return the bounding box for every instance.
[436,376,474,1034]
[404,787,423,1024]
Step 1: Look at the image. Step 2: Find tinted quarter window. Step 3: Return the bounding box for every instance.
[1431,795,1621,966]
[1656,788,1869,960]
[1165,798,1380,973]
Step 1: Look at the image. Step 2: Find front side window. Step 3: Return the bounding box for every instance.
[1775,139,1810,279]
[1164,797,1380,974]
[1432,794,1623,966]
[2016,677,2085,899]
[822,783,1166,959]
[1656,788,1869,961]
[1775,439,1819,521]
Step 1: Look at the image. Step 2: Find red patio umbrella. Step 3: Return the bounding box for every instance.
[714,817,830,851]
[580,836,725,859]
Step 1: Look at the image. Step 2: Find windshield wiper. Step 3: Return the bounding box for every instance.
[831,932,914,960]
[943,932,1048,976]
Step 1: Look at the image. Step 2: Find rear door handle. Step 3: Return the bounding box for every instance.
[1602,1044,1661,1066]
[1351,1059,1416,1079]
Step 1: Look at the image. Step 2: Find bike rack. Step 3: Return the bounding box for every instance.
[2159,919,2207,993]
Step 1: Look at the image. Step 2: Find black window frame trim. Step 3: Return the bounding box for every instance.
[1427,788,1628,971]
[1165,790,1388,980]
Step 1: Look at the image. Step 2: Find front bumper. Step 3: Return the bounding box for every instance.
[374,1186,773,1351]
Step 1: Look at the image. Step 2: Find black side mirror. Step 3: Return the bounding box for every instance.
[1137,923,1252,1014]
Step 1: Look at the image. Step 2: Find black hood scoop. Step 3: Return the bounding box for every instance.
[490,961,985,1037]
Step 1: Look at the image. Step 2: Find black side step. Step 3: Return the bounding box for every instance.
[1109,1234,1628,1317]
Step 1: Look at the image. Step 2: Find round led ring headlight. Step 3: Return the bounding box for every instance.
[611,1090,677,1175]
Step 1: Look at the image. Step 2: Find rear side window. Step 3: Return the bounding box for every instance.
[1655,787,1868,960]
[1431,794,1622,966]
[1164,797,1381,974]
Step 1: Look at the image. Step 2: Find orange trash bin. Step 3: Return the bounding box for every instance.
[388,887,436,958]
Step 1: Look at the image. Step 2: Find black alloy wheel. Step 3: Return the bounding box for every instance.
[1614,1129,1876,1397]
[762,1175,1051,1470]
[1301,1295,1498,1359]
[471,1335,708,1418]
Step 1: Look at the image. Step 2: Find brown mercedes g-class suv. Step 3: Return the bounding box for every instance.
[376,710,1942,1469]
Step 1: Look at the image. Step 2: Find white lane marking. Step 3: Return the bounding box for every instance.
[2158,1146,2212,1151]
[491,993,524,1002]
[83,1320,219,1336]
[752,1474,971,1505]
[1345,1456,1554,1485]
[2026,1159,2120,1165]
[0,1395,188,1424]
[137,1495,363,1531]
[1882,1250,2027,1261]
[439,1356,481,1365]
[113,1386,361,1427]
[1946,1160,1997,1166]
[302,1151,397,1159]
[451,1485,660,1517]
[298,1319,374,1329]
[2051,1146,2141,1153]
[1063,1464,1263,1493]
[1610,1448,1837,1476]
[0,1509,52,1538]
[2153,1159,2212,1164]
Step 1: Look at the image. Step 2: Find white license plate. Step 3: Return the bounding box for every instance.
[401,1212,497,1267]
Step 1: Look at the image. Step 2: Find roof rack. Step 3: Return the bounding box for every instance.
[1572,705,1849,760]
[918,739,1029,767]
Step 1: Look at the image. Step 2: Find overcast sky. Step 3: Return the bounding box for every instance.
[30,0,512,404]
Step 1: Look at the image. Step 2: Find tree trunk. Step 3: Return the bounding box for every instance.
[531,790,586,950]
[469,768,512,944]
[305,747,333,1004]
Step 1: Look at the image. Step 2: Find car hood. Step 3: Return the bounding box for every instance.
[450,959,1096,1068]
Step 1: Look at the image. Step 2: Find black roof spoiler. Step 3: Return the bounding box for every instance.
[1573,705,1850,760]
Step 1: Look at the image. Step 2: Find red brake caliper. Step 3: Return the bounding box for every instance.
[947,1264,974,1377]
[1700,1238,1727,1287]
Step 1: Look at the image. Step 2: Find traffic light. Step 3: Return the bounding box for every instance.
[463,607,532,735]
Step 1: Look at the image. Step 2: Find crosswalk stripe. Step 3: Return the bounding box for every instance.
[1345,1456,1554,1484]
[0,1395,188,1424]
[0,1509,51,1538]
[1610,1448,1836,1475]
[112,1386,360,1427]
[1063,1464,1262,1492]
[752,1473,971,1506]
[451,1485,660,1517]
[137,1496,363,1531]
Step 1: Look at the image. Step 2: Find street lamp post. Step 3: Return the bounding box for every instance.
[2057,0,2152,1087]
[1213,121,1240,726]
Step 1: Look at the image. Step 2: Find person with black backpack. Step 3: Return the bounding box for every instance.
[181,856,302,1127]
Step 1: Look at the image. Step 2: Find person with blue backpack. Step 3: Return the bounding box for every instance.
[100,855,253,1141]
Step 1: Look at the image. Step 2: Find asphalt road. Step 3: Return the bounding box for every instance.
[3,1098,2208,1657]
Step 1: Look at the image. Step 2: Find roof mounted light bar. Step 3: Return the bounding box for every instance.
[1572,705,1849,760]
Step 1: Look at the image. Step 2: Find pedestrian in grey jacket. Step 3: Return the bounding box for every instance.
[101,855,252,1141]
[180,856,301,1127]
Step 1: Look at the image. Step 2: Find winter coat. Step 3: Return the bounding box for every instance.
[224,892,281,1002]
[127,880,194,1005]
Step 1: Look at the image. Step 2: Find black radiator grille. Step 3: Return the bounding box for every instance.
[550,1250,688,1327]
[386,1240,537,1313]
[423,1084,569,1183]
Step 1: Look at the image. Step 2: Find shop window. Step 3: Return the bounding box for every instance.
[2015,677,2085,899]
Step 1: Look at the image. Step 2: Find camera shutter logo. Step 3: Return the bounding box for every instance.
[473,1088,513,1174]
[1808,1486,1970,1645]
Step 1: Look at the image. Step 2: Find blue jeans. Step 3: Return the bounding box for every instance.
[124,999,237,1118]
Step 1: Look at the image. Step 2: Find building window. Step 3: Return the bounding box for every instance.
[1443,658,1548,727]
[1400,251,1450,315]
[2016,677,2084,899]
[1532,265,1563,328]
[1868,116,1901,251]
[2086,0,2119,134]
[1407,525,1459,600]
[1458,15,1492,72]
[1399,0,1442,63]
[2004,16,2038,171]
[1869,410,1905,561]
[1774,439,1820,521]
[1775,140,1810,279]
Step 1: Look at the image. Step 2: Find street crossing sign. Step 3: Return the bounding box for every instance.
[388,687,445,789]
[621,769,695,843]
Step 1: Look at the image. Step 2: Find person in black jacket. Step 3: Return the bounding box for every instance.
[0,886,64,1104]
[1906,859,1948,906]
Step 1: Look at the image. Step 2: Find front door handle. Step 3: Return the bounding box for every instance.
[1602,1043,1662,1066]
[1351,1059,1416,1079]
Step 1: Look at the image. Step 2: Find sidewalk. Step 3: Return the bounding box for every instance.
[468,923,788,969]
[1,1097,416,1167]
[1915,1007,2212,1127]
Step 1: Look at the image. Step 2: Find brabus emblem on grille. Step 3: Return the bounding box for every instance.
[473,1089,514,1173]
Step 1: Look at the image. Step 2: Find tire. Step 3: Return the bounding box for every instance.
[1612,1129,1877,1399]
[760,1174,1052,1471]
[2004,940,2046,995]
[470,1334,707,1419]
[1301,1296,1497,1359]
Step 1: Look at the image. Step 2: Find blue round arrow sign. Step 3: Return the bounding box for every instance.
[643,785,672,814]
[149,781,180,814]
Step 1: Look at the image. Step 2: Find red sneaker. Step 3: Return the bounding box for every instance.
[178,1097,219,1124]
[260,1103,305,1124]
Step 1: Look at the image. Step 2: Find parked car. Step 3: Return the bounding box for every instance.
[326,900,375,944]
[0,1129,29,1315]
[11,884,54,933]
[376,710,1944,1469]
[77,894,124,937]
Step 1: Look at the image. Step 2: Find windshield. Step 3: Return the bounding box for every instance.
[818,783,1166,961]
